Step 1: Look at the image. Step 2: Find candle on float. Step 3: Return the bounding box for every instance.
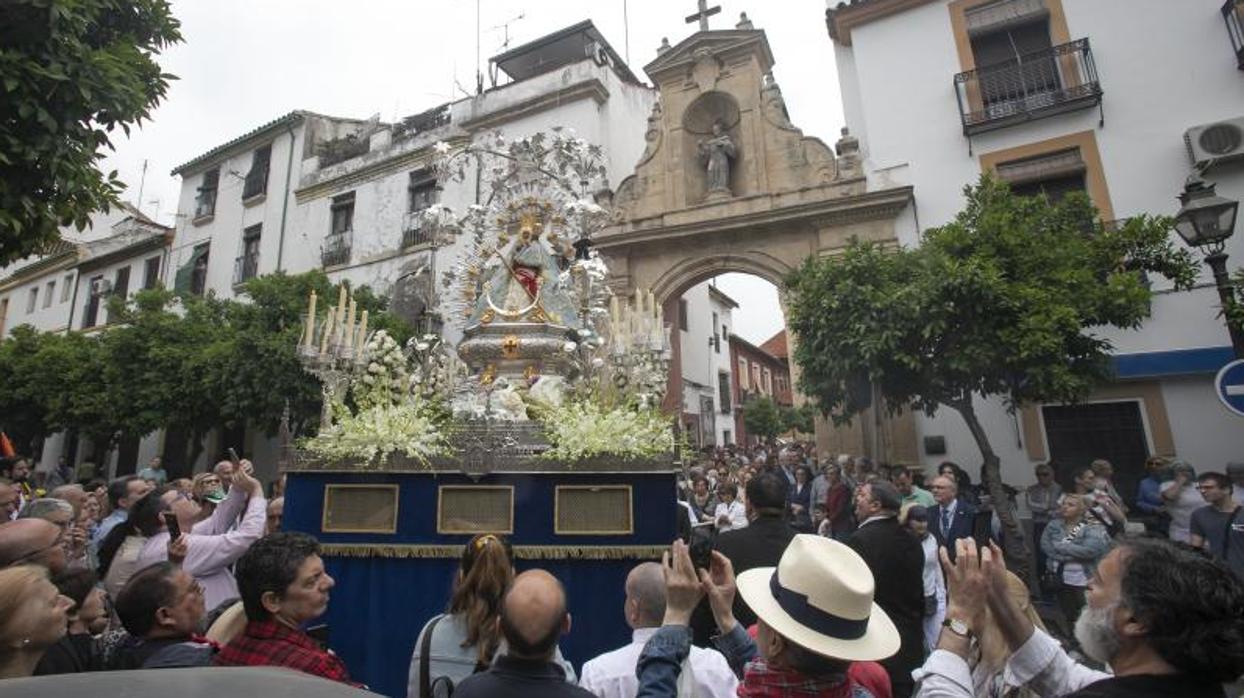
[344,298,356,349]
[650,290,659,320]
[336,285,347,320]
[356,310,368,348]
[609,296,620,324]
[319,312,334,355]
[305,290,317,347]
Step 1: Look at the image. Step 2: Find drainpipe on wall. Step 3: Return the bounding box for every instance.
[275,121,298,271]
[64,266,81,334]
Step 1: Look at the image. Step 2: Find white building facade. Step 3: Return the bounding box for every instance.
[679,282,739,447]
[828,0,1244,499]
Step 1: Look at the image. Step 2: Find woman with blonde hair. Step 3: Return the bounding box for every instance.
[407,534,576,697]
[0,565,73,678]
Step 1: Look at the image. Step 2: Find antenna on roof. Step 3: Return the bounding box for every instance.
[623,0,631,65]
[136,159,149,211]
[487,12,526,89]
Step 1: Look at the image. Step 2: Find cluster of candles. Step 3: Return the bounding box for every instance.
[607,288,668,355]
[301,286,369,356]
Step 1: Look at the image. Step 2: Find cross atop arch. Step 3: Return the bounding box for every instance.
[685,0,722,31]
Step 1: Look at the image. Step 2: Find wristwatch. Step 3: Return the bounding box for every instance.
[942,617,973,639]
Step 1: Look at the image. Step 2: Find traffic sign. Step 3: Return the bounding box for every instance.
[1215,359,1244,418]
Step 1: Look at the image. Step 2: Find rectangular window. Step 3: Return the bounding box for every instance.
[738,358,749,391]
[196,167,219,218]
[190,243,210,296]
[678,299,688,331]
[113,266,130,300]
[753,364,763,393]
[408,171,437,213]
[722,429,732,445]
[712,312,720,353]
[26,287,37,314]
[331,193,354,235]
[997,148,1087,202]
[83,275,103,328]
[718,372,732,413]
[43,281,54,308]
[970,15,1056,108]
[235,224,261,284]
[0,298,7,336]
[143,256,161,290]
[61,274,73,302]
[242,145,271,200]
[763,367,773,395]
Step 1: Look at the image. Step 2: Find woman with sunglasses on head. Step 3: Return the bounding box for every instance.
[407,533,577,698]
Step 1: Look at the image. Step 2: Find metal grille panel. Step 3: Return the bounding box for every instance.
[322,485,399,533]
[438,486,514,534]
[555,486,633,535]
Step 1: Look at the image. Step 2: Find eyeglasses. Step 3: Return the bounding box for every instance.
[14,531,67,564]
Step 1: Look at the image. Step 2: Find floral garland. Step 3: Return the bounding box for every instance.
[301,401,449,466]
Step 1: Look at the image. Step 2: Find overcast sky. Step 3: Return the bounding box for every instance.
[101,0,841,343]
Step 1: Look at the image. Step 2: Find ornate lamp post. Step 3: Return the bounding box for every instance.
[1174,173,1244,358]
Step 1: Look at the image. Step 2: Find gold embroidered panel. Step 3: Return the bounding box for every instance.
[554,485,633,535]
[437,486,515,534]
[322,484,399,534]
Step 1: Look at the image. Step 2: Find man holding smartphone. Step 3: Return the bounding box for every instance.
[136,464,266,613]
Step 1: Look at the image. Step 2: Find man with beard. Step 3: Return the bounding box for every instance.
[914,538,1244,698]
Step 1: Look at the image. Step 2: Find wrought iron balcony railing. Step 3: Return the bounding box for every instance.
[321,231,352,268]
[954,38,1103,136]
[402,221,433,249]
[242,167,268,200]
[233,254,260,285]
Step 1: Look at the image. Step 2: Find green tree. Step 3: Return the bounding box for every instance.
[785,176,1198,576]
[0,325,60,451]
[780,403,815,436]
[742,395,783,446]
[0,0,182,264]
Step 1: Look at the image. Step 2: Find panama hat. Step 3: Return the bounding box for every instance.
[735,534,900,662]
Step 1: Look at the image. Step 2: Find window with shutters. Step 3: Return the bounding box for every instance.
[242,145,271,200]
[196,168,219,218]
[43,281,55,309]
[190,244,210,296]
[83,276,103,328]
[143,256,161,290]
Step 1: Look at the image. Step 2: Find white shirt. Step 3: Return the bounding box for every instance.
[912,627,1109,698]
[920,533,945,601]
[580,627,738,698]
[713,500,747,532]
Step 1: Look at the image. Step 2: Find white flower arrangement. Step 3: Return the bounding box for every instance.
[540,401,673,462]
[301,401,449,466]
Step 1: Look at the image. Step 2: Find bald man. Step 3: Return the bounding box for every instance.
[580,563,737,698]
[0,518,68,574]
[49,484,88,516]
[453,570,594,698]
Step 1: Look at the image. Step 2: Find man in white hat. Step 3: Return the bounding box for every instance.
[636,536,899,698]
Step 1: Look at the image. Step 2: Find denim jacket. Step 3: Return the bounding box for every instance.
[636,624,754,698]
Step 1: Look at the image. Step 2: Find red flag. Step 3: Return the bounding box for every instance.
[0,432,14,458]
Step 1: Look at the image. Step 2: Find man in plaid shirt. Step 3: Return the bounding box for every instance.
[215,531,357,686]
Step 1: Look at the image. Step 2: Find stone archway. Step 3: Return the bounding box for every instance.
[594,20,920,464]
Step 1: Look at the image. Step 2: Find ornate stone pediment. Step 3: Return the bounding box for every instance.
[605,26,860,227]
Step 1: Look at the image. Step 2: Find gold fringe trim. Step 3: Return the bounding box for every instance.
[320,543,666,560]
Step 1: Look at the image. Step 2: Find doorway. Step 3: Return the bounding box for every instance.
[1043,400,1150,508]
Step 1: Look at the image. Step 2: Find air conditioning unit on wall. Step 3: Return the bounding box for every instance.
[1185,116,1244,169]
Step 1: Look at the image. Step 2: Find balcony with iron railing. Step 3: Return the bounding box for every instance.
[954,38,1103,136]
[1225,0,1244,69]
[321,231,352,268]
[242,167,268,201]
[233,253,260,286]
[402,217,434,249]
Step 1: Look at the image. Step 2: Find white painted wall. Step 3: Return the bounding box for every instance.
[679,280,738,446]
[836,0,1244,484]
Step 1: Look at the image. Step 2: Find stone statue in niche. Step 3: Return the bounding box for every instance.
[698,119,736,195]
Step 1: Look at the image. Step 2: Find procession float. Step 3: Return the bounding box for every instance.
[280,130,681,696]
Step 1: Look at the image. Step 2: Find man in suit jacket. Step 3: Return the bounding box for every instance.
[691,471,796,643]
[846,479,925,698]
[930,475,977,562]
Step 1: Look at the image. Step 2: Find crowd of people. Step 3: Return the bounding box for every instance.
[2,446,1243,698]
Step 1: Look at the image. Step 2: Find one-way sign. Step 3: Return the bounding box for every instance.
[1216,359,1244,418]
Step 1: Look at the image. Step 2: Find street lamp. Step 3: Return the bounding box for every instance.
[1174,173,1244,358]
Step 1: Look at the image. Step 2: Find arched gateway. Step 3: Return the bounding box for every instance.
[595,19,921,462]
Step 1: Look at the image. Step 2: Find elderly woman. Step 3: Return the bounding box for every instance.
[1041,494,1112,632]
[713,483,747,532]
[1026,463,1062,577]
[1161,460,1203,544]
[0,565,74,678]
